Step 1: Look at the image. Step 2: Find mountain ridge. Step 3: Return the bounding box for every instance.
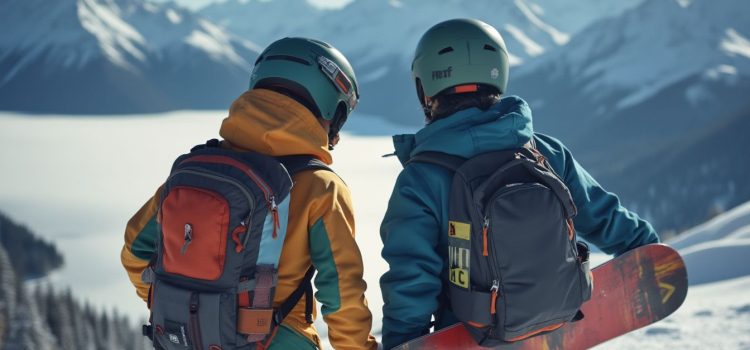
[0,0,259,114]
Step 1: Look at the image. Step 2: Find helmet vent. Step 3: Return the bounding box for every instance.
[308,39,332,48]
[265,55,311,66]
[483,44,497,52]
[438,47,454,55]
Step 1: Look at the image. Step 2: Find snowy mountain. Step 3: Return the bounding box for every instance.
[593,103,750,233]
[200,0,644,121]
[0,0,259,114]
[512,0,750,151]
[507,0,750,232]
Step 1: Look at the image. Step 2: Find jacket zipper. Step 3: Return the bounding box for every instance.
[189,293,203,349]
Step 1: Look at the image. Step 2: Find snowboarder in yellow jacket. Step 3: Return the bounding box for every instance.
[121,37,378,350]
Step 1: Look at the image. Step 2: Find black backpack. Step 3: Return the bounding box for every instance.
[142,139,331,350]
[409,143,593,346]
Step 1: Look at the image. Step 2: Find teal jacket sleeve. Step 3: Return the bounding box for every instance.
[380,164,448,350]
[535,134,660,255]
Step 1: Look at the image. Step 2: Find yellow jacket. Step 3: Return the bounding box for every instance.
[121,89,378,350]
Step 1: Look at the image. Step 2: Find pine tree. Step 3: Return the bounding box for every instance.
[1,244,55,350]
[0,242,16,347]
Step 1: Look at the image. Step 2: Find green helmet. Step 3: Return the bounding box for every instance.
[412,18,509,105]
[249,37,359,124]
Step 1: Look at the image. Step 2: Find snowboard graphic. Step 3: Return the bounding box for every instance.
[394,243,688,350]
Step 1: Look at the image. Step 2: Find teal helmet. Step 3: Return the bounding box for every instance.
[412,19,509,107]
[249,37,359,141]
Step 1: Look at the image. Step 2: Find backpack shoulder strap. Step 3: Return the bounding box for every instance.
[271,155,333,327]
[407,151,466,172]
[277,155,334,176]
[190,138,221,152]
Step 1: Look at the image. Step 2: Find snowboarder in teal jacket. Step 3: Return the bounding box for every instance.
[379,19,660,349]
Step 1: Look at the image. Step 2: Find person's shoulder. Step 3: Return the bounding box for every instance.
[533,132,570,157]
[534,132,565,149]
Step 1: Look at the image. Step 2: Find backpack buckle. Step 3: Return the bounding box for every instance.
[238,308,274,338]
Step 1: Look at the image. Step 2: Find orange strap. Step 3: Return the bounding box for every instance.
[232,225,247,253]
[482,225,489,256]
[490,289,498,314]
[566,218,575,240]
[238,277,251,308]
[255,325,280,350]
[507,323,564,342]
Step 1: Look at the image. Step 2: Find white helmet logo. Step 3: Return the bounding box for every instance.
[490,68,500,79]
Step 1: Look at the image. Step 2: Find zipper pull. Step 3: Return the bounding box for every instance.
[482,217,489,257]
[231,223,247,253]
[270,196,280,239]
[490,280,500,315]
[181,223,192,255]
[189,293,199,314]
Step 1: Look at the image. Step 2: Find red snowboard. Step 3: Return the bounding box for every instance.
[394,244,688,350]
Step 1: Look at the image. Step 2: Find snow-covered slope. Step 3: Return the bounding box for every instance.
[0,0,259,114]
[593,202,750,348]
[670,201,750,250]
[666,201,750,285]
[595,275,750,349]
[200,0,644,121]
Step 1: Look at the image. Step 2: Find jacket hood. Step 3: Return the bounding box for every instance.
[219,89,333,164]
[392,95,534,165]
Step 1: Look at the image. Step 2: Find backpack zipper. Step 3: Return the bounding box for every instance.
[482,217,489,257]
[168,169,256,251]
[189,293,203,349]
[483,183,551,325]
[481,213,502,321]
[490,279,500,315]
[270,195,280,239]
[168,169,255,209]
[180,155,281,239]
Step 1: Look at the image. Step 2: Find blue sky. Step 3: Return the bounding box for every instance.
[157,0,353,10]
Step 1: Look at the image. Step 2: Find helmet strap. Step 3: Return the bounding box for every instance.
[327,107,348,150]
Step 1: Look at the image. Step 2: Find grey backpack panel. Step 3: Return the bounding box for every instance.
[410,147,592,346]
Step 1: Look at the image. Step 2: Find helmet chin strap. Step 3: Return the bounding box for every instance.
[327,109,347,150]
[328,133,339,150]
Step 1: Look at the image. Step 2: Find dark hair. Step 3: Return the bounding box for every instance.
[427,88,501,123]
